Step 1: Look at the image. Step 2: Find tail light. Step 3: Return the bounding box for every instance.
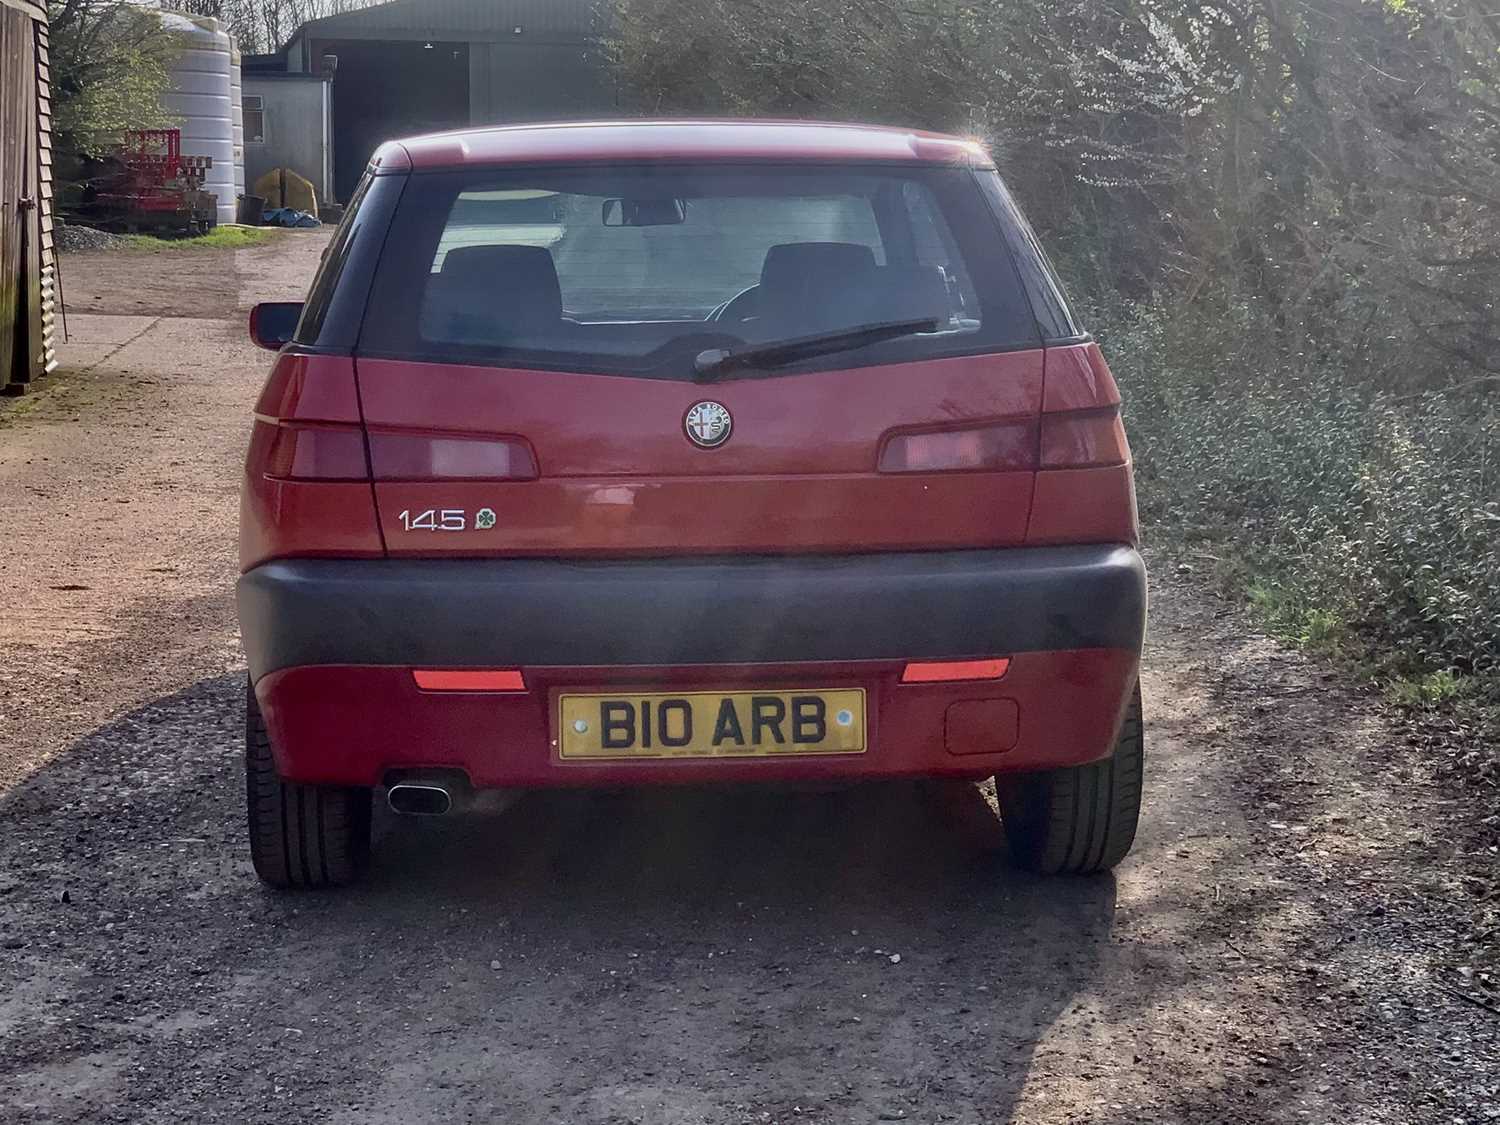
[878,421,1035,473]
[1039,407,1129,469]
[368,432,538,481]
[1038,342,1129,469]
[241,354,384,569]
[1026,342,1139,546]
[877,408,1125,474]
[261,422,369,481]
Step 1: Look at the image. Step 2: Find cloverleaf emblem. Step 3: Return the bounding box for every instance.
[475,507,497,530]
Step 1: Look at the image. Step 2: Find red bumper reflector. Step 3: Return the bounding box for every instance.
[412,669,526,692]
[901,658,1011,684]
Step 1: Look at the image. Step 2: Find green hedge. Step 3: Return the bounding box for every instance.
[1100,301,1500,757]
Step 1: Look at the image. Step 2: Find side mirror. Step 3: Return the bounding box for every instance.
[249,302,303,351]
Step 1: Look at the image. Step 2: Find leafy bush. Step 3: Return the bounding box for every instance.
[49,2,180,157]
[1101,297,1500,771]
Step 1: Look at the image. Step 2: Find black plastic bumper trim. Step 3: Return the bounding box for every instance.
[237,547,1146,682]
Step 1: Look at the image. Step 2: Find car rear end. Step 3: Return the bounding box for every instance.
[237,123,1146,887]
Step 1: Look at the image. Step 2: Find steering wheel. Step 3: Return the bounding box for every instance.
[708,284,761,324]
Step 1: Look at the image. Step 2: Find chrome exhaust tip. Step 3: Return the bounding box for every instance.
[386,783,453,816]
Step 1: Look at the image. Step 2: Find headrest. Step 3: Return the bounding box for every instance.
[760,242,878,291]
[438,244,562,321]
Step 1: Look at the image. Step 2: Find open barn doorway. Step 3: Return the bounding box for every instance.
[320,38,470,201]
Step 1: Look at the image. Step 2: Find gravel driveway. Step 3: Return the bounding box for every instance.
[1,232,1496,1124]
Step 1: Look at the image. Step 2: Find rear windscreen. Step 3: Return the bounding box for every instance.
[360,164,1041,378]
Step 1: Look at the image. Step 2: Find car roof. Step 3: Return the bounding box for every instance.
[369,120,994,174]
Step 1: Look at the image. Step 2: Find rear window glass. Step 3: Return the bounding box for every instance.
[361,164,1039,378]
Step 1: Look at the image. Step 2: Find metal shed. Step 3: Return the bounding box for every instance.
[266,0,613,201]
[1,0,55,395]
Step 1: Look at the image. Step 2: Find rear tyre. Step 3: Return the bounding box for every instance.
[245,683,371,888]
[997,684,1144,875]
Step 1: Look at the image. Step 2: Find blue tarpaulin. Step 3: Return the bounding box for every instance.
[261,208,320,228]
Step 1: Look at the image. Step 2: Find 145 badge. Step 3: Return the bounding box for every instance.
[395,507,497,532]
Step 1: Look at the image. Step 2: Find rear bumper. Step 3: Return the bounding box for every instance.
[238,546,1145,678]
[238,547,1146,787]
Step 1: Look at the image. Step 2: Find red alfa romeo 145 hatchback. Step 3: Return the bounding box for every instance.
[238,120,1147,888]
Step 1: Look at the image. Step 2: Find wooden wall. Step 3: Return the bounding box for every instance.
[1,0,55,396]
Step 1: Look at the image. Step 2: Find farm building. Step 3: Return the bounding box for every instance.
[1,0,56,395]
[241,65,336,210]
[245,0,614,203]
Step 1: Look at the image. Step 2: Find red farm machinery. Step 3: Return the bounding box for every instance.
[79,130,218,234]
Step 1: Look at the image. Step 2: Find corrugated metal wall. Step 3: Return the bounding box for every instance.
[468,41,610,124]
[1,0,54,396]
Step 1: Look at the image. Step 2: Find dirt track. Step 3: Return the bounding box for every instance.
[0,233,1496,1124]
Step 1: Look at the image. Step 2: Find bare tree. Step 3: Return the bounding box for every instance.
[165,0,385,52]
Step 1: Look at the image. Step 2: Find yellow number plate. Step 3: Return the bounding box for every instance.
[557,690,867,760]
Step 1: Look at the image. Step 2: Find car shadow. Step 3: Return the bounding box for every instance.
[349,784,1120,1122]
[1,672,1118,1124]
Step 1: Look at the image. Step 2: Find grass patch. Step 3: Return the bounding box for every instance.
[1387,670,1467,710]
[125,226,278,252]
[1158,526,1499,788]
[1245,579,1349,655]
[1155,516,1500,766]
[0,387,53,429]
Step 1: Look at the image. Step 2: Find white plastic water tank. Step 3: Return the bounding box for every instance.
[229,36,246,202]
[158,11,237,226]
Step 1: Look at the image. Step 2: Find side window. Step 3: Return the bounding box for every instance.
[904,181,948,264]
[243,94,265,144]
[973,171,1080,340]
[295,175,373,346]
[900,180,981,325]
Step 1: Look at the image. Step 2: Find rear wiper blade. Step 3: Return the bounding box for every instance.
[693,317,940,381]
